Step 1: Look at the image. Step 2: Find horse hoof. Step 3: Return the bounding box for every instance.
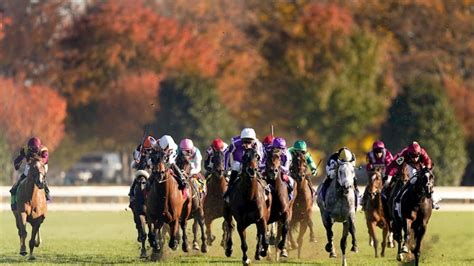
[397,253,403,261]
[140,251,147,259]
[201,244,208,253]
[182,243,189,253]
[401,245,409,253]
[329,251,337,258]
[19,250,27,256]
[325,243,333,253]
[193,242,200,250]
[369,239,374,247]
[351,245,359,253]
[169,240,178,251]
[389,242,395,248]
[310,237,317,243]
[280,249,288,258]
[259,248,268,257]
[269,236,276,245]
[225,248,233,257]
[381,252,385,258]
[28,255,36,261]
[255,253,261,261]
[243,258,251,266]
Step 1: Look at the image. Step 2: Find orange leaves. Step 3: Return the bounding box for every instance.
[300,3,354,41]
[0,77,67,151]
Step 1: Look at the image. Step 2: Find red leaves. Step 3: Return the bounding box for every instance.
[0,78,67,151]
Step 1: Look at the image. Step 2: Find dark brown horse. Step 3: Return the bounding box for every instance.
[392,167,434,265]
[12,158,47,260]
[203,150,228,247]
[363,168,390,258]
[176,153,207,253]
[264,148,297,259]
[224,149,272,266]
[288,151,316,258]
[146,149,192,261]
[131,170,155,258]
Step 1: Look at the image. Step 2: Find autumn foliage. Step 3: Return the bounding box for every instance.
[0,77,67,151]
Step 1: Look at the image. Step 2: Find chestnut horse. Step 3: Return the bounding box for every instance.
[146,149,192,261]
[12,158,47,260]
[288,151,316,259]
[264,148,297,259]
[363,168,390,258]
[203,150,228,247]
[175,153,207,253]
[392,167,434,265]
[224,149,272,266]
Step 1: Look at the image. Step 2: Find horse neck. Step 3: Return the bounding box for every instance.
[240,173,259,200]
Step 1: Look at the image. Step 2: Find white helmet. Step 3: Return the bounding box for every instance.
[338,147,353,162]
[240,128,256,140]
[159,135,177,151]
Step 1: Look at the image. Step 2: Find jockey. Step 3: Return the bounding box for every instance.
[288,140,318,196]
[361,140,393,210]
[223,128,264,200]
[128,135,156,207]
[320,147,359,209]
[262,134,274,154]
[154,135,188,190]
[178,138,205,194]
[204,138,228,176]
[10,137,50,201]
[385,141,439,209]
[262,137,295,194]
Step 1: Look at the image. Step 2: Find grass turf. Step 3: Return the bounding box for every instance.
[1,210,473,265]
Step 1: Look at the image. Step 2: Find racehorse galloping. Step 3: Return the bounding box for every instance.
[131,170,155,258]
[203,150,228,247]
[265,148,296,259]
[224,149,272,266]
[12,158,47,260]
[392,167,434,265]
[176,153,207,253]
[288,151,316,258]
[363,168,390,258]
[146,149,192,260]
[317,161,358,266]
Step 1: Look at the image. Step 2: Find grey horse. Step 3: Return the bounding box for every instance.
[317,161,358,266]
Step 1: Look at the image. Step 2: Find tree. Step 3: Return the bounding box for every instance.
[0,134,13,185]
[0,77,67,151]
[153,72,237,148]
[381,75,467,186]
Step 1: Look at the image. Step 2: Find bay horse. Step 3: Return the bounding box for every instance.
[203,150,228,247]
[146,149,192,261]
[131,170,155,258]
[176,152,207,253]
[223,148,272,266]
[264,148,296,259]
[363,168,390,258]
[12,158,47,260]
[316,161,358,266]
[288,151,316,259]
[392,167,434,265]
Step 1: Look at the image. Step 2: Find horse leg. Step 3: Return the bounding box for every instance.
[223,209,234,257]
[308,216,317,242]
[367,220,378,258]
[255,223,263,261]
[341,221,350,266]
[28,222,40,260]
[18,212,27,256]
[401,219,412,254]
[150,221,161,261]
[180,217,189,252]
[35,228,41,247]
[168,220,179,251]
[413,225,426,266]
[205,216,215,246]
[288,221,298,250]
[278,220,289,258]
[138,215,147,258]
[322,213,336,258]
[198,211,208,253]
[237,224,250,266]
[381,223,388,258]
[297,218,309,259]
[192,220,199,250]
[349,212,359,253]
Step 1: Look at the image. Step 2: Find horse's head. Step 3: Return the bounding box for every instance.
[291,151,307,181]
[368,171,383,200]
[135,170,150,191]
[337,162,355,195]
[150,149,167,179]
[28,158,46,189]
[176,152,191,176]
[413,167,435,197]
[211,150,225,175]
[265,148,282,180]
[242,149,260,179]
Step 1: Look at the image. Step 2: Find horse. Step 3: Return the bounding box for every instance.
[363,167,391,258]
[392,167,434,265]
[146,149,192,261]
[223,148,272,266]
[131,169,155,258]
[316,161,358,266]
[12,158,47,260]
[203,150,228,247]
[175,153,207,253]
[264,148,296,259]
[288,150,316,259]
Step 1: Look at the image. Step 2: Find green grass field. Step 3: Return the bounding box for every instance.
[1,210,473,265]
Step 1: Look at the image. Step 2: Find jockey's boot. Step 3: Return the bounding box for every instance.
[306,176,315,198]
[223,170,238,203]
[9,174,26,195]
[172,164,188,190]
